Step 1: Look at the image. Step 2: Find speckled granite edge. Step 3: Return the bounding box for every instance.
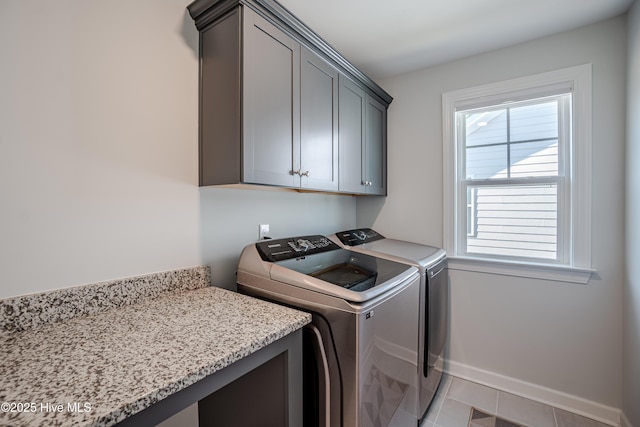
[0,287,311,427]
[0,266,211,332]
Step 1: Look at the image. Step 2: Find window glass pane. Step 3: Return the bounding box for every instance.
[510,101,558,142]
[465,184,558,260]
[463,98,561,181]
[465,110,506,147]
[466,145,508,179]
[510,141,558,177]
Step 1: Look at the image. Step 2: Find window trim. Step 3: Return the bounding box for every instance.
[442,65,594,284]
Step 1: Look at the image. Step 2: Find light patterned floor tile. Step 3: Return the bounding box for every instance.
[447,377,499,414]
[554,407,612,427]
[497,391,556,427]
[435,397,473,427]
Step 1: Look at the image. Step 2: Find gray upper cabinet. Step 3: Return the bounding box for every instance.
[300,47,339,192]
[188,0,391,195]
[243,9,300,187]
[198,8,242,187]
[339,76,387,195]
[338,76,366,194]
[364,95,387,195]
[197,7,299,187]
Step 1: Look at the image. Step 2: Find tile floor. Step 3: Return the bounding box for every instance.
[421,375,614,427]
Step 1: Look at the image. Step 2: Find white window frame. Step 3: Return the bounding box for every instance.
[442,65,595,284]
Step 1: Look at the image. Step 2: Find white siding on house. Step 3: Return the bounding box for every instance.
[468,184,558,259]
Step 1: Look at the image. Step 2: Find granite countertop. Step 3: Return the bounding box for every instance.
[0,286,311,427]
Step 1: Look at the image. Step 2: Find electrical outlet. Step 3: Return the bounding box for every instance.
[259,224,270,240]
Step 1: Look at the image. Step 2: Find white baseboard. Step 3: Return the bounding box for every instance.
[445,360,622,427]
[621,411,634,427]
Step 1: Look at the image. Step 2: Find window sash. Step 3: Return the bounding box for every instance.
[455,95,571,264]
[457,177,567,264]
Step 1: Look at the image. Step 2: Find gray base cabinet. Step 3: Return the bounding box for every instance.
[189,0,391,195]
[117,330,303,427]
[198,352,288,426]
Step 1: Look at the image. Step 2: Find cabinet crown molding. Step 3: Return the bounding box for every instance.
[187,0,393,106]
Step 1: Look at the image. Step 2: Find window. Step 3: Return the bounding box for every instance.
[442,65,594,283]
[460,95,569,261]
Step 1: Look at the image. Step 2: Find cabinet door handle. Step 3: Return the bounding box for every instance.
[301,170,310,177]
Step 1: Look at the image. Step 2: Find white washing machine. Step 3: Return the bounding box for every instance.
[237,235,421,427]
[329,229,448,422]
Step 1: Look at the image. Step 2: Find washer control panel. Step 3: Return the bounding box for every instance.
[333,228,385,246]
[256,235,340,262]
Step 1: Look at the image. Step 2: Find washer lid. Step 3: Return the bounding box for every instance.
[362,239,443,264]
[270,249,418,303]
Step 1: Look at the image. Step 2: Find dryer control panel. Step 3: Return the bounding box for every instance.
[255,235,340,262]
[333,228,385,246]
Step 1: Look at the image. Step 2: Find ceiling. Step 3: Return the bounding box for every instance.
[276,0,635,80]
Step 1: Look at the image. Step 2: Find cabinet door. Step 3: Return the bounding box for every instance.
[338,76,366,194]
[300,48,339,192]
[243,8,300,187]
[199,9,242,186]
[364,95,387,195]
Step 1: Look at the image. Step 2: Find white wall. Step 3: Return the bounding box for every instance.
[359,16,627,421]
[0,0,356,299]
[624,2,640,426]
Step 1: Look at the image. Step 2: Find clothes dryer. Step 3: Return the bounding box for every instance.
[329,229,448,421]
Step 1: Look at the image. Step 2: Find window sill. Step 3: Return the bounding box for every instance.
[447,256,596,284]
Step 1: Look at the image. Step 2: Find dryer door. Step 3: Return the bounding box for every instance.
[427,258,448,369]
